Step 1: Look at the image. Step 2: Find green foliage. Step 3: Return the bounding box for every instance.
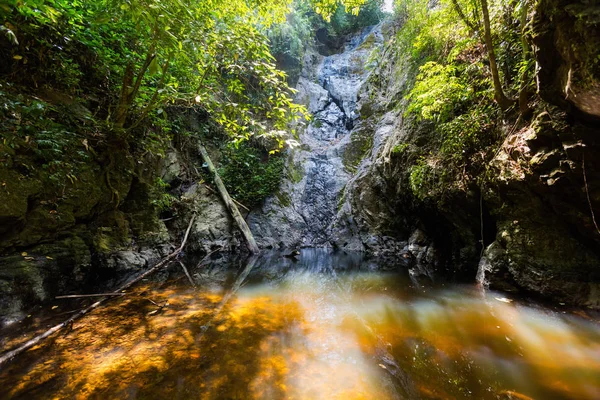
[394,0,467,63]
[395,0,526,201]
[1,0,308,148]
[392,143,409,154]
[311,0,369,21]
[0,86,91,189]
[267,0,384,85]
[0,0,327,218]
[406,62,472,123]
[409,158,432,200]
[438,105,497,158]
[218,142,286,207]
[328,0,384,36]
[150,177,176,212]
[267,1,315,85]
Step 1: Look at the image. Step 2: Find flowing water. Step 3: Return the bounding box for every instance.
[247,26,383,249]
[1,249,599,399]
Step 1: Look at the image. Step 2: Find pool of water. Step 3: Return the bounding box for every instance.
[1,249,599,399]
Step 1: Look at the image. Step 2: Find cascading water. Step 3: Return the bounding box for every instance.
[248,26,384,248]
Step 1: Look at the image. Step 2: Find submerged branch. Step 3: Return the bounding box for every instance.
[56,293,126,299]
[0,215,196,369]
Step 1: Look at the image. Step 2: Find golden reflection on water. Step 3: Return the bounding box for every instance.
[1,265,599,400]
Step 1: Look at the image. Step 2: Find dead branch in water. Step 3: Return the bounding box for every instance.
[55,293,125,299]
[0,214,196,369]
[178,261,196,287]
[146,298,169,316]
[196,246,223,269]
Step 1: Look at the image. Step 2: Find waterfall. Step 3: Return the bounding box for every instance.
[248,26,383,249]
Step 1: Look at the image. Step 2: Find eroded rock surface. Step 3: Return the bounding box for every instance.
[249,25,385,249]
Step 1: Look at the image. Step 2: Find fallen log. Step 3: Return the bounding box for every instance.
[202,184,249,212]
[0,214,196,369]
[199,144,259,254]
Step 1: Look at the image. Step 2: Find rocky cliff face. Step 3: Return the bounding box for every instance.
[330,1,600,307]
[253,3,600,308]
[475,0,600,307]
[1,0,597,321]
[249,22,444,282]
[0,109,244,323]
[0,138,171,322]
[248,25,386,249]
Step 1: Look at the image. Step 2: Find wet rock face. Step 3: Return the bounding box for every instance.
[533,0,600,120]
[324,14,600,307]
[178,183,243,254]
[249,22,442,269]
[249,26,384,249]
[475,108,600,307]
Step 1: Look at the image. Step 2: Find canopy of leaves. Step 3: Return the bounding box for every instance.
[392,0,530,200]
[0,0,312,149]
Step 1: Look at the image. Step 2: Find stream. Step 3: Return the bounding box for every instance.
[1,249,599,399]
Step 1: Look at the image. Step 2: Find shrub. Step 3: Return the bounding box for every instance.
[218,143,286,207]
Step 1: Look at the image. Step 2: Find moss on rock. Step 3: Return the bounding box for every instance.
[342,124,374,173]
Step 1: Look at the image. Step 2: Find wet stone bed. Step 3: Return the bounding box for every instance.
[0,249,599,399]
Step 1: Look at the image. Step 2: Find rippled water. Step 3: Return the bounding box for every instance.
[1,249,599,399]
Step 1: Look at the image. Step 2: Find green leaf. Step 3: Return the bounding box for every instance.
[148,57,159,75]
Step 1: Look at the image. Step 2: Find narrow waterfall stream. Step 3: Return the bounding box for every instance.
[248,26,383,248]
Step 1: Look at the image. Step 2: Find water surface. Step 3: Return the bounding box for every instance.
[1,249,599,399]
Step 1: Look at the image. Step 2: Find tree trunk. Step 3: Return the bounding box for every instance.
[199,145,260,254]
[114,62,134,130]
[450,0,479,34]
[518,0,532,116]
[480,0,514,111]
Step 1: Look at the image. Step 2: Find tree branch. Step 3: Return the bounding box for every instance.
[0,215,196,369]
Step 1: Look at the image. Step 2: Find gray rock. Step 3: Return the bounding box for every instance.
[295,78,330,114]
[106,250,147,272]
[180,183,242,253]
[161,149,181,184]
[249,25,385,250]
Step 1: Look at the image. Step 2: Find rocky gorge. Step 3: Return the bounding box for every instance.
[1,0,599,328]
[253,2,600,309]
[1,1,600,397]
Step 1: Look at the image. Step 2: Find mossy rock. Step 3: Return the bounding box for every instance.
[275,190,292,208]
[15,205,77,248]
[0,168,42,235]
[342,125,374,173]
[0,233,92,320]
[120,179,169,246]
[533,0,600,118]
[287,158,305,184]
[60,163,104,218]
[91,210,132,253]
